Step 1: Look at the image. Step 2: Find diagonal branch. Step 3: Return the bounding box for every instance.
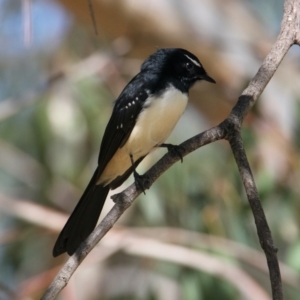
[40,0,300,299]
[40,126,226,300]
[228,132,282,300]
[230,0,299,124]
[87,0,98,35]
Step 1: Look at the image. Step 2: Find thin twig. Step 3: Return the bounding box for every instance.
[222,1,300,298]
[228,133,282,299]
[87,0,98,35]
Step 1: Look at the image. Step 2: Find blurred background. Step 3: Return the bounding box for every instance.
[0,0,300,299]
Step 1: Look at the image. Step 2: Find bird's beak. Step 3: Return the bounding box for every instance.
[201,74,216,84]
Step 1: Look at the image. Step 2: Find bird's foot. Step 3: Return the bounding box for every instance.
[129,153,150,193]
[133,171,150,194]
[160,143,184,163]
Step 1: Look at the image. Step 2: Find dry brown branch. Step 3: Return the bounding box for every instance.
[40,0,300,299]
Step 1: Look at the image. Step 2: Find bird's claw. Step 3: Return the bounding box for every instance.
[162,144,184,163]
[133,171,150,194]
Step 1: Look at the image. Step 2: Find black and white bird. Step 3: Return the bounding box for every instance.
[53,48,215,257]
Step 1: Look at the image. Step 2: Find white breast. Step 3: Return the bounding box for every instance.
[126,86,188,154]
[99,85,188,186]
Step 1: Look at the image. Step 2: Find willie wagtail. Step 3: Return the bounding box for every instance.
[53,48,215,256]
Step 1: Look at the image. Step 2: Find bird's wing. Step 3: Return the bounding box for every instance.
[97,75,149,177]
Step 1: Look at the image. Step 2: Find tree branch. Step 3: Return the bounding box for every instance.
[41,0,300,299]
[228,132,282,299]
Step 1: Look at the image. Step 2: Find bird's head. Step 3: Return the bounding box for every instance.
[141,48,215,91]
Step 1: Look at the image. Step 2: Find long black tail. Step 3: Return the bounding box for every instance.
[53,168,109,257]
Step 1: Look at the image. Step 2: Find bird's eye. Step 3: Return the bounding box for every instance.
[185,62,194,71]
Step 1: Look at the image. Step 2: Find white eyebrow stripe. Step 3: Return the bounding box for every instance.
[184,54,201,67]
